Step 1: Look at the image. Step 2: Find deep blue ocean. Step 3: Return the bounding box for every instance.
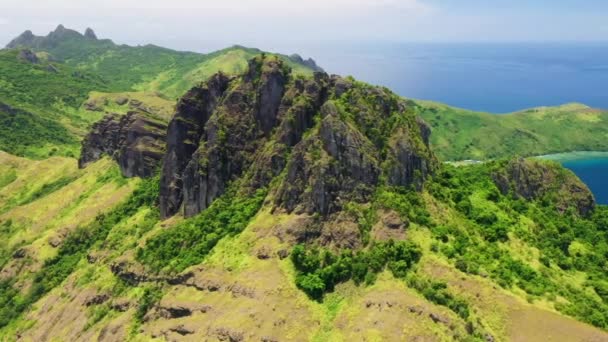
[285,42,608,203]
[562,158,608,204]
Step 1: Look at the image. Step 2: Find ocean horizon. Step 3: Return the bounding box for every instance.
[276,41,608,114]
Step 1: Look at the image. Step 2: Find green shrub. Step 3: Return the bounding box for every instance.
[137,187,267,272]
[291,240,421,300]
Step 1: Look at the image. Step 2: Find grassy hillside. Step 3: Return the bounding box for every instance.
[0,49,109,158]
[417,101,608,161]
[0,155,606,340]
[0,59,606,341]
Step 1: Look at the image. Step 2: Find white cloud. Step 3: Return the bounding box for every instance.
[4,0,430,13]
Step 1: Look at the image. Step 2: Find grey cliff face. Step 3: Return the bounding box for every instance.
[158,73,233,218]
[79,111,167,178]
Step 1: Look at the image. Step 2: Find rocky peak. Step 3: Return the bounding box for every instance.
[48,24,83,41]
[159,54,436,219]
[161,55,295,218]
[252,56,289,135]
[84,28,98,40]
[289,53,323,72]
[6,25,94,50]
[159,73,233,218]
[6,30,35,49]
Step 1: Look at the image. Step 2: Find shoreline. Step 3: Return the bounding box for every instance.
[534,151,608,163]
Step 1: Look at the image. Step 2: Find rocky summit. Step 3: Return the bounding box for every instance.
[159,54,436,219]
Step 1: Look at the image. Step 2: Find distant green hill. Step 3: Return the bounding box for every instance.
[2,26,322,159]
[7,25,321,99]
[416,101,608,161]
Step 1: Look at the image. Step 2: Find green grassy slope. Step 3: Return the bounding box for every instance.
[417,101,608,161]
[1,156,606,340]
[0,49,109,158]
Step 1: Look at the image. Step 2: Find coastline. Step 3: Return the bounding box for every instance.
[534,151,608,163]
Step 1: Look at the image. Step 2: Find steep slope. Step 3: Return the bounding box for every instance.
[417,101,608,161]
[0,55,607,341]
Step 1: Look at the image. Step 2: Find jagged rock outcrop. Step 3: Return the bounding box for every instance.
[6,25,114,54]
[161,56,332,218]
[275,114,380,215]
[493,158,595,216]
[178,57,290,217]
[289,54,324,72]
[160,54,437,219]
[7,25,79,49]
[79,111,167,178]
[385,119,436,190]
[6,30,35,48]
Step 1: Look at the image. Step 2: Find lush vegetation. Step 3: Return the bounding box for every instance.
[0,49,107,157]
[137,187,267,272]
[426,161,608,329]
[417,101,608,161]
[2,26,608,338]
[286,156,608,330]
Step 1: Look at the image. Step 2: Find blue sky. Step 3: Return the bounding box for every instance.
[1,0,607,51]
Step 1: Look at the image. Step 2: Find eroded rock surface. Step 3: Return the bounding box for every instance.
[160,55,436,219]
[493,158,595,215]
[78,110,167,178]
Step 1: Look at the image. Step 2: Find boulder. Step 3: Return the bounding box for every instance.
[17,49,39,64]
